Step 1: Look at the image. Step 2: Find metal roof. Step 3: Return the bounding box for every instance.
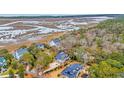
[36,43,44,49]
[55,52,69,62]
[13,48,28,59]
[0,57,6,66]
[61,64,83,78]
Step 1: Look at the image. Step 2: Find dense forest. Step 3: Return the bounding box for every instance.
[60,18,124,77]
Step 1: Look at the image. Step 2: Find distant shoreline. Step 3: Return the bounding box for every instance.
[0,14,121,19]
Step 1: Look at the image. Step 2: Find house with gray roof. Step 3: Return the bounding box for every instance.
[36,43,45,49]
[61,64,83,78]
[55,52,69,63]
[13,48,28,60]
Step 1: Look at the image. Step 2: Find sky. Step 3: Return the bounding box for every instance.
[0,0,124,14]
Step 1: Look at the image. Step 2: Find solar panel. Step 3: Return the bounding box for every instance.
[61,63,83,78]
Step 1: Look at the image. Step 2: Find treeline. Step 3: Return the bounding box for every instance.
[0,14,122,19]
[59,19,124,77]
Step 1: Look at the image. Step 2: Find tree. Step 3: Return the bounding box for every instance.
[97,19,124,41]
[20,52,35,66]
[74,47,85,63]
[68,46,85,63]
[61,35,80,50]
[35,51,53,68]
[18,64,25,78]
[95,37,102,47]
[94,48,108,63]
[11,61,18,70]
[106,59,123,68]
[78,29,86,39]
[89,59,124,78]
[28,43,39,56]
[109,52,124,65]
[8,68,15,78]
[5,54,14,66]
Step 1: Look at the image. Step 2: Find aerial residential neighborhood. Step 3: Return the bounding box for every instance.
[0,0,124,92]
[0,14,124,78]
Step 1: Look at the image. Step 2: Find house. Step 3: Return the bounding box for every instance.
[49,38,60,47]
[61,64,83,78]
[55,52,69,63]
[36,43,45,49]
[0,57,6,67]
[13,48,28,60]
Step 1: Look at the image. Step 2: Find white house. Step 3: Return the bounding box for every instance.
[49,38,60,47]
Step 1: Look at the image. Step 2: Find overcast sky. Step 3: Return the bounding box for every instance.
[0,0,124,14]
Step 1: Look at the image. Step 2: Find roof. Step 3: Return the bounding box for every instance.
[52,38,60,45]
[36,43,44,49]
[61,64,83,78]
[16,48,28,55]
[55,52,69,62]
[0,57,6,66]
[13,48,28,59]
